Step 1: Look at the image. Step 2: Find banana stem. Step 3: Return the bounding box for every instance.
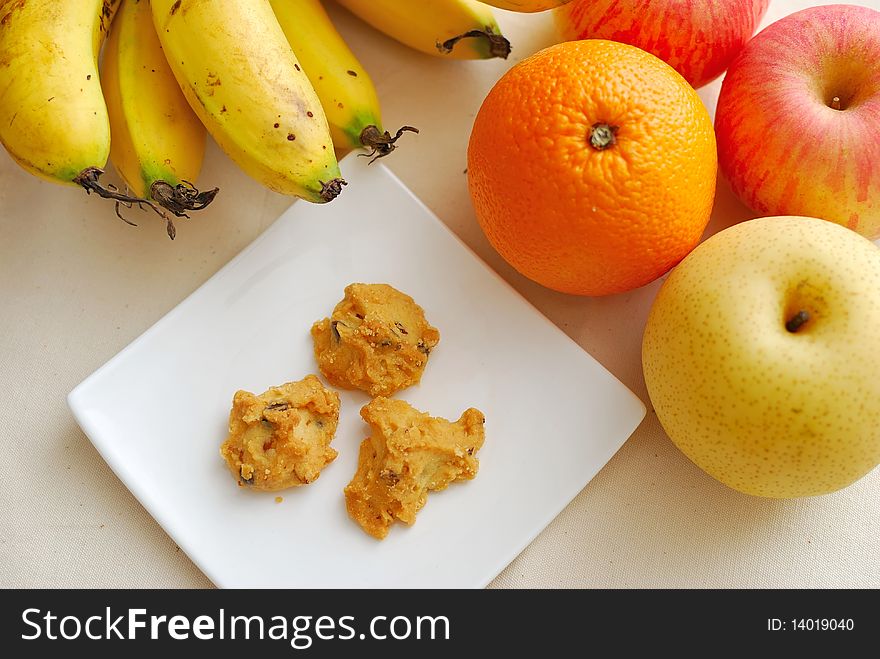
[437,27,511,59]
[319,178,348,202]
[151,181,220,217]
[359,125,419,163]
[73,167,177,240]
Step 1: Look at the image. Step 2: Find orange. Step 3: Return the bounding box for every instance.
[467,40,718,296]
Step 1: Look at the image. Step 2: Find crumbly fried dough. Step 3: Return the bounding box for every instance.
[311,283,440,397]
[220,375,340,491]
[345,397,486,540]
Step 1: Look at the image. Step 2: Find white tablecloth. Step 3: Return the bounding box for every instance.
[1,0,877,588]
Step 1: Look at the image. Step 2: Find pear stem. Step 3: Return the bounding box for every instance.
[831,96,842,110]
[785,310,810,333]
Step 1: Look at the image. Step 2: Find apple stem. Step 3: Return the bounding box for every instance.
[785,310,810,333]
[589,123,619,150]
[831,96,842,111]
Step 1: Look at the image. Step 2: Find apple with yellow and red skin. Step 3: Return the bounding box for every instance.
[554,0,769,88]
[715,5,880,239]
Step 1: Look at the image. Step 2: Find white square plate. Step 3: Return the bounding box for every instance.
[68,155,645,588]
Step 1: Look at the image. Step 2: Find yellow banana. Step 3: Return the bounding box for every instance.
[102,0,217,219]
[333,0,511,60]
[0,0,120,185]
[479,0,572,12]
[270,0,416,157]
[151,0,344,203]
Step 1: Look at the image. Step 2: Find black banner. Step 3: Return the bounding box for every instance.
[0,589,874,655]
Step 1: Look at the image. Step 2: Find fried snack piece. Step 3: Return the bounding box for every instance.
[311,283,440,397]
[220,375,340,491]
[345,397,486,539]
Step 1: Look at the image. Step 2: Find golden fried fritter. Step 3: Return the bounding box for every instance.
[345,397,486,539]
[311,283,440,397]
[220,375,340,491]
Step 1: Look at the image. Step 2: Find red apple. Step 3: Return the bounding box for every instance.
[716,4,880,239]
[554,0,769,88]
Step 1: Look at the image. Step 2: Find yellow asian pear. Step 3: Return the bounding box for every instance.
[642,216,880,498]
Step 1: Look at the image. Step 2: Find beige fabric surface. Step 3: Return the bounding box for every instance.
[1,1,878,588]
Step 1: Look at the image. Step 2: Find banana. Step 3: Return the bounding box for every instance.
[102,0,217,219]
[151,0,344,203]
[333,0,511,60]
[479,0,572,12]
[270,0,416,158]
[0,0,120,185]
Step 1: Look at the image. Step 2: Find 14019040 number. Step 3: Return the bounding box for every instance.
[791,619,854,631]
[767,618,855,632]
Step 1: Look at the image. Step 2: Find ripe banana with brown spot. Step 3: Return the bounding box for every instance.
[270,0,416,158]
[102,0,217,224]
[0,0,119,186]
[333,0,511,60]
[151,0,344,203]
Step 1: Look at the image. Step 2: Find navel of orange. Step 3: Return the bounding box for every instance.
[467,39,718,296]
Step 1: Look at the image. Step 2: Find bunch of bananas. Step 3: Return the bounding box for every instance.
[0,0,570,238]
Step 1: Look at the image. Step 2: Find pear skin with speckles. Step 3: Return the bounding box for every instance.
[643,216,880,498]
